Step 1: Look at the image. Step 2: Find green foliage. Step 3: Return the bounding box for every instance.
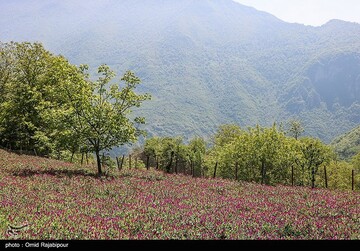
[2,1,359,143]
[0,42,84,155]
[331,125,360,160]
[64,65,151,175]
[188,137,207,177]
[352,152,360,173]
[143,136,209,176]
[140,123,346,189]
[0,42,151,176]
[317,161,359,190]
[287,119,304,140]
[211,124,296,184]
[296,137,334,188]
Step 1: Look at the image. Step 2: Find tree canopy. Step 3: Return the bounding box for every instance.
[0,41,151,175]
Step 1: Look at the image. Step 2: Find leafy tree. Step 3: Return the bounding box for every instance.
[297,137,333,188]
[159,137,183,173]
[206,124,243,178]
[323,161,356,190]
[212,124,243,147]
[65,65,151,175]
[188,137,207,177]
[211,124,294,184]
[143,136,190,173]
[0,42,84,154]
[287,119,304,140]
[144,137,163,169]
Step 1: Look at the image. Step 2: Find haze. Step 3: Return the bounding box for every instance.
[234,0,360,26]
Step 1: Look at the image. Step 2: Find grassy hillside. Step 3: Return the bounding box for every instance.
[1,0,360,143]
[0,149,359,240]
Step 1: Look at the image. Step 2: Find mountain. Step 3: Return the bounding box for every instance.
[1,0,360,143]
[331,125,360,160]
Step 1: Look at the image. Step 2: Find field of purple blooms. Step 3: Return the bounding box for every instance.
[0,149,359,240]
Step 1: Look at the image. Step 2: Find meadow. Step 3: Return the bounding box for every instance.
[0,149,359,240]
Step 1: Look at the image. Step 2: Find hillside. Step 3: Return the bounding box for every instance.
[331,125,360,160]
[1,0,360,143]
[0,149,359,240]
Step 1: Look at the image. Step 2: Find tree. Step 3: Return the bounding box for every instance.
[144,137,163,169]
[159,137,182,173]
[65,64,151,175]
[298,137,333,188]
[188,137,207,177]
[287,119,304,140]
[212,124,242,148]
[206,124,243,178]
[0,42,84,154]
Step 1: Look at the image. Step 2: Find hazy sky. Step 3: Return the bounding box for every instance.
[234,0,360,26]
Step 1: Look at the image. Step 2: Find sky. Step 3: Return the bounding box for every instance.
[234,0,360,26]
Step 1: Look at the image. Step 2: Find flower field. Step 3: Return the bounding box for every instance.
[0,149,359,240]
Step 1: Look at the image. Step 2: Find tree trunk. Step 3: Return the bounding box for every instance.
[235,162,238,181]
[324,166,328,188]
[261,160,266,185]
[146,155,150,170]
[70,151,75,163]
[213,162,218,178]
[81,152,84,165]
[96,151,102,176]
[116,156,120,171]
[57,149,61,160]
[129,154,132,169]
[120,155,125,171]
[156,156,159,170]
[311,167,315,189]
[166,151,174,173]
[175,155,178,174]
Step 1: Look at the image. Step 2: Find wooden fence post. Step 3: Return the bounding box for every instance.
[324,166,328,189]
[146,155,150,170]
[213,162,218,179]
[81,152,84,165]
[102,153,105,170]
[120,155,125,171]
[352,170,355,191]
[175,156,178,174]
[235,162,238,181]
[116,156,120,171]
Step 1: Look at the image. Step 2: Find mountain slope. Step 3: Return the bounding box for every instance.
[331,125,360,160]
[1,0,360,143]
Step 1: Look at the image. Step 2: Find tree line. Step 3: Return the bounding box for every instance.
[134,123,360,190]
[0,41,151,175]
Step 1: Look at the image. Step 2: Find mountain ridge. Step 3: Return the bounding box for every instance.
[1,0,359,143]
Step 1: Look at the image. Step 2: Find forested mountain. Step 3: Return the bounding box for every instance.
[1,0,360,143]
[331,125,360,160]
